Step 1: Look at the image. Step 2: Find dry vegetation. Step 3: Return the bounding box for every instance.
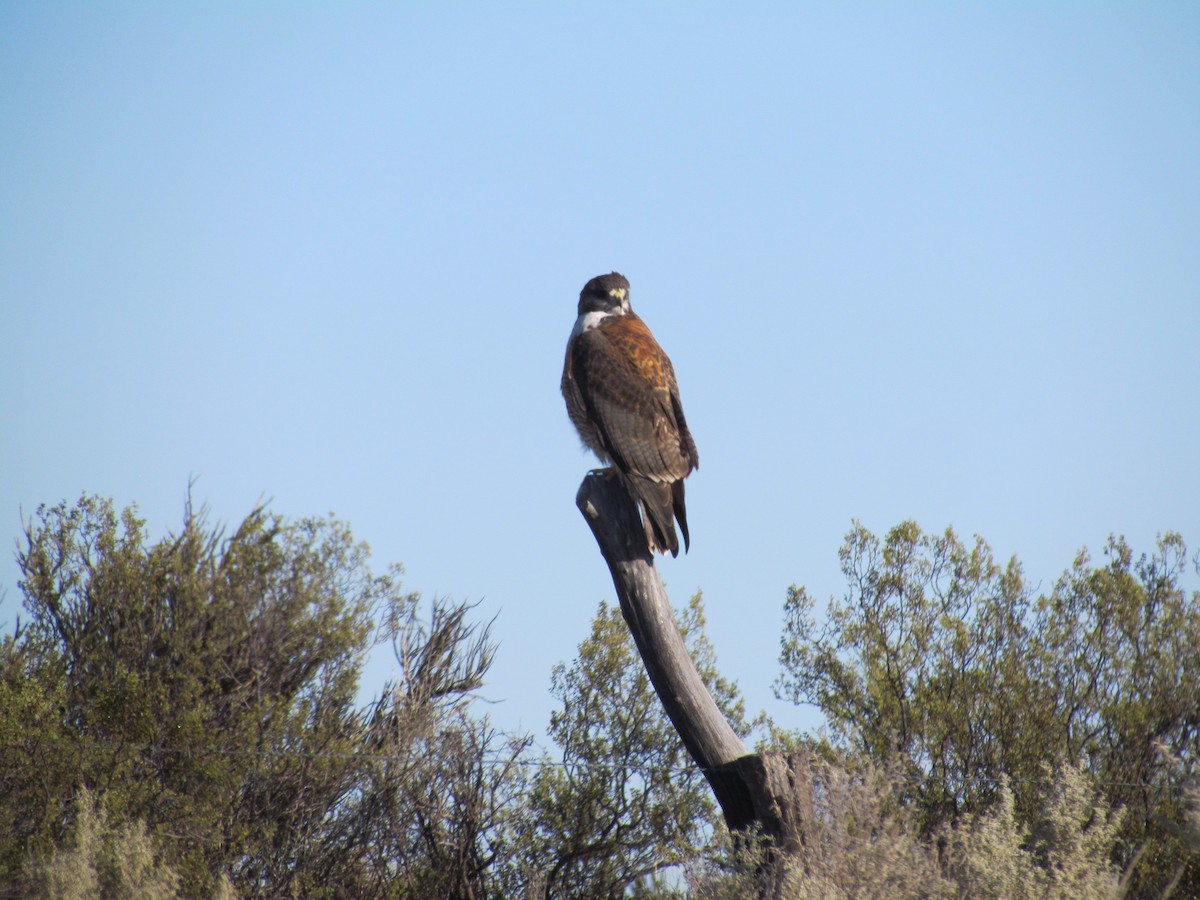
[3,498,1197,897]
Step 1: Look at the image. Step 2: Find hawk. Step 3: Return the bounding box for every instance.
[561,272,699,556]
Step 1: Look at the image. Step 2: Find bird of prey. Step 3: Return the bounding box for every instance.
[561,272,698,556]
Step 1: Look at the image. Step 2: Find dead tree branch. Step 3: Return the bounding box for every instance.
[575,471,812,894]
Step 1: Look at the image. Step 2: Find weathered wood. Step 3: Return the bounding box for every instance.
[575,471,752,820]
[574,470,813,876]
[727,751,815,858]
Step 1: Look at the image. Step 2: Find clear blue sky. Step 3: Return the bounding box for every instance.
[3,4,1197,741]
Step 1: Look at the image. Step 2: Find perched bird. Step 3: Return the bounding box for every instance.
[561,272,698,556]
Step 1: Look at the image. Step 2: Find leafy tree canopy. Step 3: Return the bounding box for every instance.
[0,495,521,898]
[515,593,749,899]
[777,520,1200,895]
[6,495,1197,897]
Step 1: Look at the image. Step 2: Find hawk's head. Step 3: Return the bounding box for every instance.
[577,272,631,317]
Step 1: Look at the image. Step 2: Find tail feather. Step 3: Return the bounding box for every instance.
[673,480,690,554]
[626,475,686,557]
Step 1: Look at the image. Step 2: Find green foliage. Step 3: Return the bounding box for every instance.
[3,494,730,899]
[777,520,1200,895]
[0,494,526,898]
[10,494,1195,896]
[515,594,747,898]
[4,495,384,892]
[776,521,1051,828]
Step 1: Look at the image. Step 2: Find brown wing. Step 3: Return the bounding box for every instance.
[562,313,698,556]
[561,340,609,464]
[568,312,697,483]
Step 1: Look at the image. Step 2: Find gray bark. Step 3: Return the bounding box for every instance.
[574,471,812,892]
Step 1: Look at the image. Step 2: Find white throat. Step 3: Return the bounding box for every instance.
[571,309,612,339]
